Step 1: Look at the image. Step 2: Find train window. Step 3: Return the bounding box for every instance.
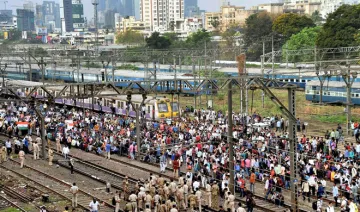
[117,101,120,108]
[120,101,124,109]
[171,103,179,112]
[135,104,139,109]
[158,103,168,112]
[301,80,306,83]
[148,106,151,113]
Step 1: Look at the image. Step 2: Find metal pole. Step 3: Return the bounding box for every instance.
[286,42,289,68]
[262,40,265,108]
[28,50,32,81]
[77,50,80,83]
[136,104,140,151]
[192,57,196,109]
[272,34,274,79]
[40,114,46,159]
[288,88,298,212]
[112,58,115,84]
[347,71,351,136]
[228,81,234,192]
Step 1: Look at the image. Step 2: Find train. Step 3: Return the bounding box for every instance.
[305,81,360,105]
[5,79,180,120]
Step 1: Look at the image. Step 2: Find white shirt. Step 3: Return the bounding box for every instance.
[62,147,69,154]
[326,206,335,212]
[237,207,246,212]
[89,201,99,211]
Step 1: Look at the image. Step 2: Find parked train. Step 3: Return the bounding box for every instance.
[305,81,360,105]
[5,79,180,120]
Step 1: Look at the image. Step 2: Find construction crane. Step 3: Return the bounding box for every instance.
[0,1,8,10]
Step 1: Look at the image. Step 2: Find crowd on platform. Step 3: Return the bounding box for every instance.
[1,100,360,212]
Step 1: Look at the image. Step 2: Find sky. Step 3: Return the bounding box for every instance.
[7,0,356,20]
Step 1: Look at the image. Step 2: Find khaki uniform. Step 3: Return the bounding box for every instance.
[56,137,61,152]
[138,189,146,210]
[154,194,161,212]
[19,150,25,168]
[211,184,219,210]
[122,180,130,200]
[163,185,170,201]
[33,142,40,160]
[129,193,138,212]
[124,202,133,212]
[195,190,202,212]
[70,185,79,207]
[48,148,54,165]
[188,194,197,211]
[159,203,167,212]
[176,187,186,209]
[183,184,189,207]
[144,194,152,209]
[205,183,211,207]
[0,146,6,163]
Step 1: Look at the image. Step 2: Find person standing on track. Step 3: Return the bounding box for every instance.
[211,181,219,210]
[5,139,11,157]
[18,149,25,168]
[33,140,40,160]
[105,142,111,160]
[89,198,100,212]
[1,144,6,162]
[69,158,74,174]
[114,190,121,212]
[62,145,69,159]
[122,176,130,200]
[48,148,53,166]
[56,136,61,153]
[70,183,79,208]
[160,152,167,173]
[129,191,138,212]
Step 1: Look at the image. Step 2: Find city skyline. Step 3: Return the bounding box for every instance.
[7,0,354,20]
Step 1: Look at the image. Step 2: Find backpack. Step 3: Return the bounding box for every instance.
[112,197,116,205]
[312,201,317,210]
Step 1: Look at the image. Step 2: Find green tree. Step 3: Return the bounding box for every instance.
[282,26,321,62]
[163,32,178,43]
[317,4,360,48]
[221,24,241,47]
[272,13,315,39]
[210,17,220,30]
[311,10,323,25]
[243,12,273,61]
[145,32,171,49]
[116,30,144,44]
[186,29,211,48]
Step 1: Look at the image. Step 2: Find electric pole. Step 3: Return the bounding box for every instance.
[38,57,47,85]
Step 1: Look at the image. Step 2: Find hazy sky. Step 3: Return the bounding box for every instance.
[7,0,355,19]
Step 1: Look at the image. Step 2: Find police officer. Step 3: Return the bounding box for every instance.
[18,150,25,168]
[33,141,40,160]
[48,148,54,166]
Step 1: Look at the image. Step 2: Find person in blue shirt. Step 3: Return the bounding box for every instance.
[23,137,29,154]
[105,142,111,160]
[333,184,339,207]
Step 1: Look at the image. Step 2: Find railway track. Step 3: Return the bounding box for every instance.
[0,193,28,212]
[54,148,291,212]
[2,159,115,212]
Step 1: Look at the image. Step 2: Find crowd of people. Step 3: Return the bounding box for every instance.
[0,99,360,212]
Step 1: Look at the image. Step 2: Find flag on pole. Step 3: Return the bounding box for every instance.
[17,122,29,130]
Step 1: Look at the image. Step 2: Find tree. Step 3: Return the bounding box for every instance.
[272,13,315,39]
[210,17,220,30]
[243,12,274,61]
[145,32,171,49]
[186,29,211,48]
[163,32,178,43]
[282,27,321,62]
[116,30,144,45]
[311,10,323,25]
[316,4,360,48]
[221,24,241,47]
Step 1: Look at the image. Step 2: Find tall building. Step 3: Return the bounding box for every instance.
[42,1,56,31]
[60,0,73,33]
[72,0,85,31]
[119,0,135,17]
[140,0,185,32]
[16,9,35,31]
[0,10,13,24]
[35,4,43,27]
[60,0,84,33]
[104,10,116,28]
[23,2,35,12]
[184,0,198,17]
[54,4,61,28]
[134,0,140,19]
